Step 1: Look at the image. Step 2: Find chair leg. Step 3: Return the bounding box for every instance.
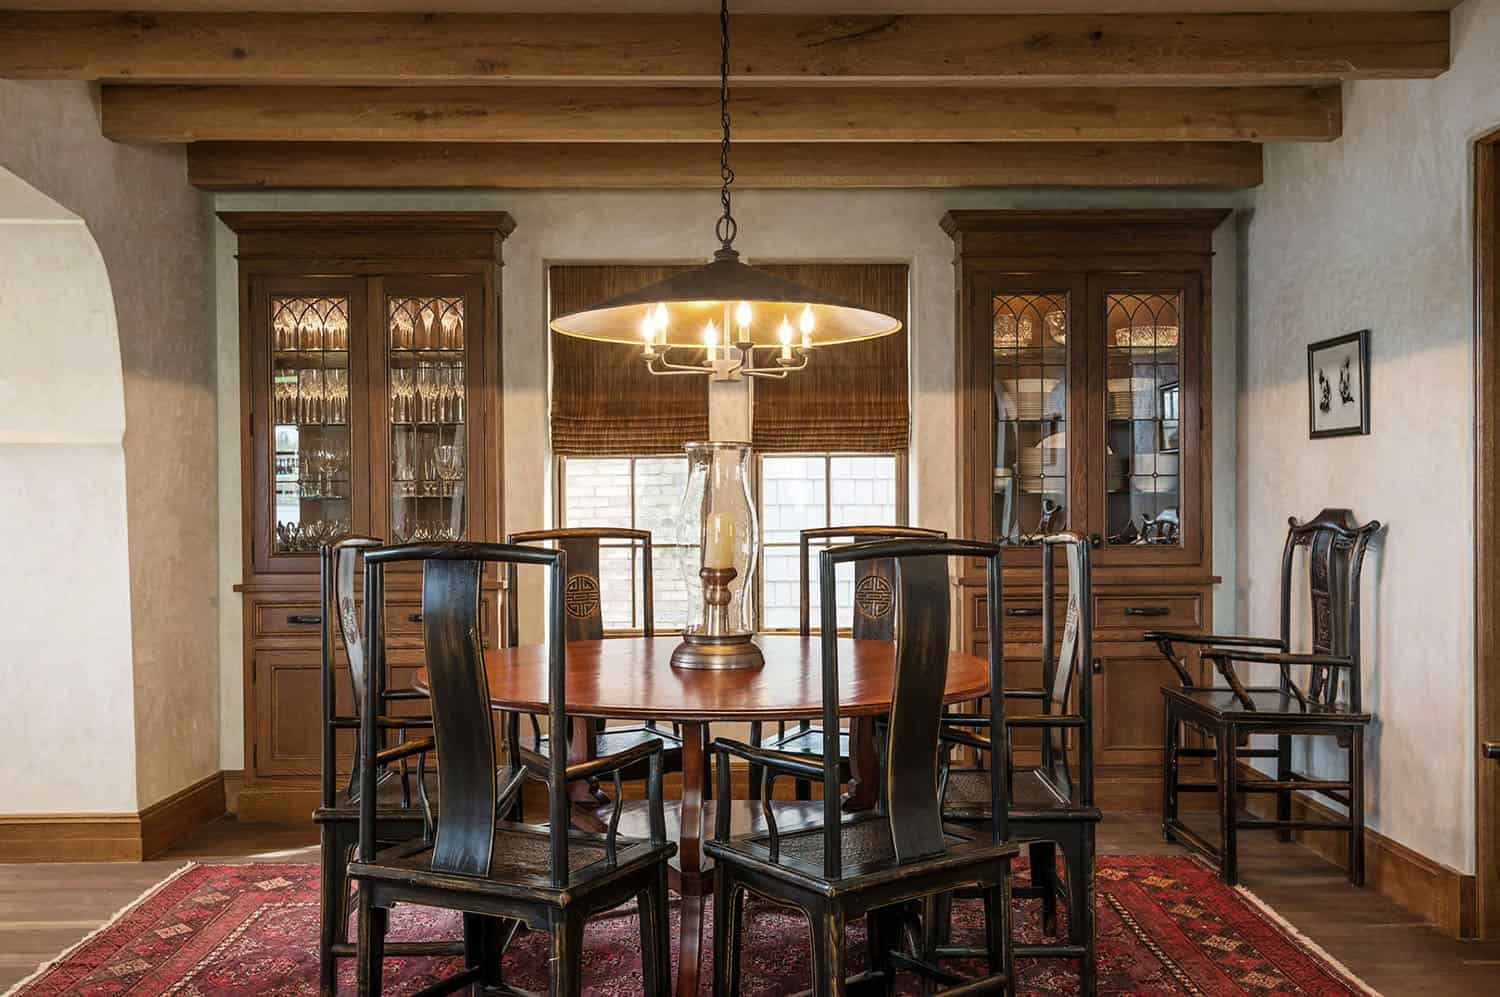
[807,905,847,997]
[920,891,953,963]
[747,721,764,801]
[1063,828,1097,995]
[1217,722,1239,885]
[1348,727,1366,887]
[865,905,900,997]
[982,873,1016,997]
[713,871,744,997]
[549,911,585,997]
[355,887,386,997]
[1162,701,1180,843]
[1276,733,1294,842]
[1029,841,1058,937]
[319,822,352,997]
[641,867,671,997]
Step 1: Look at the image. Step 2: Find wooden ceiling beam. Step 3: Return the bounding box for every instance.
[0,11,1448,86]
[185,140,1264,190]
[103,84,1340,144]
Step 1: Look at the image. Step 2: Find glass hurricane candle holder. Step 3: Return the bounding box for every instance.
[671,441,764,670]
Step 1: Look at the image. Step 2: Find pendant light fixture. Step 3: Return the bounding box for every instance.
[548,0,903,381]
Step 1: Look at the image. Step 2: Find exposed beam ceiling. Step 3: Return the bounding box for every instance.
[186,140,1264,189]
[0,11,1448,86]
[103,84,1341,144]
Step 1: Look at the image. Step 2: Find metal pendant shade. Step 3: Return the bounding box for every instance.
[549,250,901,348]
[546,0,901,376]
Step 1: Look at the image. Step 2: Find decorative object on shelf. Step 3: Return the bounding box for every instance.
[671,441,764,669]
[548,0,900,382]
[1045,308,1067,344]
[1019,498,1061,544]
[1158,381,1181,452]
[272,296,349,352]
[275,518,350,553]
[1307,330,1371,439]
[1106,376,1156,420]
[993,311,1035,348]
[1114,323,1180,348]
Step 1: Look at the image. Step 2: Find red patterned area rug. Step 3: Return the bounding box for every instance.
[9,857,1377,996]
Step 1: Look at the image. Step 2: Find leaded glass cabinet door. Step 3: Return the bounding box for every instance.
[968,273,1087,561]
[372,276,487,548]
[251,277,368,574]
[1088,274,1204,567]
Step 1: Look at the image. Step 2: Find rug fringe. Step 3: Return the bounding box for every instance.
[1233,884,1384,997]
[2,861,199,997]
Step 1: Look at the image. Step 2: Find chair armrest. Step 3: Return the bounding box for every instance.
[941,715,994,729]
[1144,631,1284,649]
[382,688,430,702]
[1203,650,1353,668]
[712,738,823,781]
[565,736,663,784]
[375,736,434,767]
[328,715,434,730]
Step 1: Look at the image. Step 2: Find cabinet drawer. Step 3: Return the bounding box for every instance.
[388,598,496,644]
[254,602,324,638]
[1093,595,1201,630]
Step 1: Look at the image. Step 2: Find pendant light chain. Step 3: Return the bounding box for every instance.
[714,0,737,252]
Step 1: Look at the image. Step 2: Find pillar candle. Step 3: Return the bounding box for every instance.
[703,512,736,569]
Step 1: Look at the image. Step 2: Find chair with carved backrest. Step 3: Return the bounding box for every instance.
[505,528,684,794]
[1148,509,1380,885]
[707,537,1018,997]
[751,525,947,804]
[313,536,457,996]
[350,541,675,996]
[931,532,1101,992]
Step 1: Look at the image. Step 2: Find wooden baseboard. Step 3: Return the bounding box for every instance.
[140,772,227,859]
[1237,763,1477,938]
[0,772,228,863]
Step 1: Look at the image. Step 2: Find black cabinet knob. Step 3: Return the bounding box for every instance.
[286,613,322,625]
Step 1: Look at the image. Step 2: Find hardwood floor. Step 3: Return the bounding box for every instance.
[3,813,1497,993]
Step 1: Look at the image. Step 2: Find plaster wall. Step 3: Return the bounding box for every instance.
[213,187,1241,770]
[1239,0,1500,875]
[0,165,137,812]
[1,80,219,810]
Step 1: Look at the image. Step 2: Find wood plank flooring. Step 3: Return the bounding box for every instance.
[2,813,1497,993]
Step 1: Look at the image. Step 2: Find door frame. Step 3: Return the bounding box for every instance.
[1474,125,1500,939]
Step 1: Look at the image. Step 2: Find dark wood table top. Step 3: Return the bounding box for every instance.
[415,634,990,721]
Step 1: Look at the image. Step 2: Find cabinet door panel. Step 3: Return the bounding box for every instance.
[370,276,488,549]
[1093,650,1203,767]
[1086,274,1205,566]
[250,277,370,575]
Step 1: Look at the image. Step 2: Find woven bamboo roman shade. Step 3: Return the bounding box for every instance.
[550,264,709,456]
[751,264,909,453]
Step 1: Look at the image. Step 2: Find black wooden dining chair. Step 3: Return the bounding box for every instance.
[1149,509,1380,886]
[350,541,675,996]
[707,537,1017,997]
[314,536,461,996]
[751,525,947,803]
[930,532,1101,992]
[506,528,684,788]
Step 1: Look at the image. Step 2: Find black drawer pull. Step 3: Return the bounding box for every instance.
[286,613,322,625]
[408,613,424,623]
[1124,606,1171,617]
[1005,607,1044,618]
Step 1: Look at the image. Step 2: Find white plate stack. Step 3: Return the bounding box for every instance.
[998,378,1062,421]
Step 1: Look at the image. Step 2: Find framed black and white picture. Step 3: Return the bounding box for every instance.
[1307,330,1370,439]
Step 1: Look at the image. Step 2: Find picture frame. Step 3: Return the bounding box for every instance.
[1307,330,1371,439]
[1158,381,1181,453]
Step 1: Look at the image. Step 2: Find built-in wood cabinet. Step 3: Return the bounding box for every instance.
[225,212,512,821]
[943,209,1227,808]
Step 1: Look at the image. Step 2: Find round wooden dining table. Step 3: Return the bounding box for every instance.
[421,633,990,997]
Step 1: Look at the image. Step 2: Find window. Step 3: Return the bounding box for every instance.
[757,453,904,631]
[558,455,692,632]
